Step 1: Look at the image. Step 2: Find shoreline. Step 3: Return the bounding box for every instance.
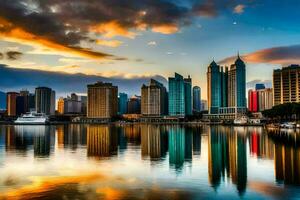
[0,120,265,126]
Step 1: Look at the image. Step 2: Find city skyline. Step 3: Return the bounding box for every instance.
[1,1,300,99]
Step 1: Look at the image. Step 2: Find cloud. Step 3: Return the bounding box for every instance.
[247,79,272,89]
[218,44,300,66]
[0,50,23,60]
[0,64,168,96]
[152,24,179,34]
[96,39,123,47]
[147,41,157,46]
[233,4,246,14]
[6,51,23,60]
[193,1,218,17]
[90,21,137,39]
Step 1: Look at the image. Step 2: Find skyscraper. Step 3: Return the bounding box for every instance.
[20,90,35,112]
[35,87,55,115]
[248,90,258,112]
[57,97,64,114]
[193,86,201,112]
[258,88,273,111]
[168,73,192,117]
[207,61,221,114]
[184,76,192,115]
[87,82,118,118]
[6,92,19,116]
[141,79,168,116]
[118,93,128,115]
[273,65,300,105]
[228,56,246,109]
[207,55,246,118]
[127,95,141,114]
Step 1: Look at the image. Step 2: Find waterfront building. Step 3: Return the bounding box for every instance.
[248,87,273,112]
[184,76,192,115]
[193,86,201,113]
[118,93,128,115]
[58,93,82,115]
[16,96,25,116]
[255,84,265,90]
[258,88,273,111]
[207,61,222,114]
[6,92,19,116]
[78,95,87,114]
[168,73,192,117]
[35,87,55,115]
[206,55,246,119]
[20,90,35,112]
[87,82,118,119]
[201,100,208,111]
[141,79,168,116]
[273,65,300,105]
[248,90,258,112]
[57,97,64,114]
[127,95,141,114]
[65,93,82,114]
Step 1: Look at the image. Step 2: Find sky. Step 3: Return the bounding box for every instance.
[1,0,300,99]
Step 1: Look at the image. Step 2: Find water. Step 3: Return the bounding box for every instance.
[0,124,299,200]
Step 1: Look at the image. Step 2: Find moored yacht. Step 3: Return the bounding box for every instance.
[15,112,49,125]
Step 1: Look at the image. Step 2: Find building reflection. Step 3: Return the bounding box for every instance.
[208,126,247,194]
[192,126,202,156]
[5,126,54,157]
[123,125,141,145]
[248,127,274,159]
[274,143,300,185]
[56,124,87,150]
[87,125,118,158]
[169,126,185,170]
[140,124,168,161]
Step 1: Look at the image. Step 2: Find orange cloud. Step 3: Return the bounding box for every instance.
[90,21,137,39]
[152,24,179,34]
[0,18,112,59]
[96,39,123,47]
[233,4,246,14]
[218,44,300,66]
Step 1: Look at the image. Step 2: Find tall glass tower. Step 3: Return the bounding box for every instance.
[207,61,222,114]
[168,73,192,117]
[168,73,185,117]
[193,86,201,112]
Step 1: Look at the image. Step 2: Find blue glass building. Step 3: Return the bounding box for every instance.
[168,73,192,117]
[118,93,128,115]
[193,86,201,112]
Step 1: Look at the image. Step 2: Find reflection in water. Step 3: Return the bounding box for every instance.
[249,127,274,159]
[0,124,300,199]
[141,124,168,160]
[57,124,87,150]
[87,125,118,158]
[5,125,55,157]
[274,143,300,185]
[208,126,247,194]
[168,126,185,170]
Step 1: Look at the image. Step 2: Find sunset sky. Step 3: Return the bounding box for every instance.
[1,0,300,98]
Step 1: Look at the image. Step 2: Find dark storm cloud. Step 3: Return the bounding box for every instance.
[0,53,3,59]
[0,0,255,58]
[0,64,168,96]
[6,51,23,60]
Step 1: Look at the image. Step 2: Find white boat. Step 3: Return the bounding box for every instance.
[234,116,248,125]
[280,122,296,129]
[15,112,49,125]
